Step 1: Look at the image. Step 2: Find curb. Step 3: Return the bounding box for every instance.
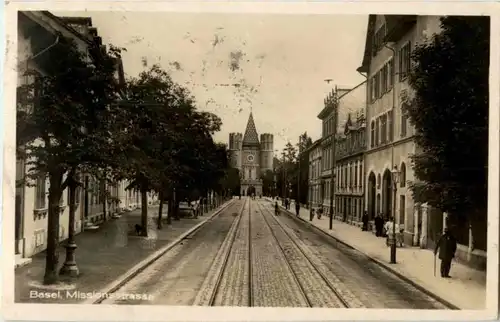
[85,199,235,305]
[275,201,461,310]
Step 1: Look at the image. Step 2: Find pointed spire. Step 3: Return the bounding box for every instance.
[242,112,260,146]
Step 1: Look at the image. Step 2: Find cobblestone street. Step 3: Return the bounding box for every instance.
[18,198,459,309]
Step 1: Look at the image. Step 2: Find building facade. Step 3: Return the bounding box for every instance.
[307,139,322,209]
[334,113,367,225]
[229,113,273,196]
[358,15,442,246]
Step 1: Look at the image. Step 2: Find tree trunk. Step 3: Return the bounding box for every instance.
[140,186,148,237]
[44,171,64,285]
[173,200,180,221]
[102,184,107,220]
[157,189,164,229]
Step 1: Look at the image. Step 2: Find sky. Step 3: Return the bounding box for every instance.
[57,11,368,152]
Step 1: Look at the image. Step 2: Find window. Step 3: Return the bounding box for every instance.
[399,41,412,81]
[370,121,375,148]
[401,103,409,138]
[380,114,387,144]
[374,72,380,99]
[354,164,358,188]
[372,24,386,56]
[400,162,407,188]
[399,195,406,226]
[387,110,394,142]
[35,175,47,209]
[375,118,380,146]
[370,77,376,102]
[359,163,363,188]
[381,64,388,93]
[388,59,394,89]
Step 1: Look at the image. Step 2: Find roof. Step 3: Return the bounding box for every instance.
[242,113,260,146]
[357,15,417,73]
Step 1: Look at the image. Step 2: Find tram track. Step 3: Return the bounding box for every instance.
[270,199,453,309]
[255,201,356,308]
[193,198,252,306]
[97,199,241,306]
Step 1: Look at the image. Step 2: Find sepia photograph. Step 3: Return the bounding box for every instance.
[2,1,498,321]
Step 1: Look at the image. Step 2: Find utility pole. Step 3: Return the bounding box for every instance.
[329,87,339,230]
[297,135,302,206]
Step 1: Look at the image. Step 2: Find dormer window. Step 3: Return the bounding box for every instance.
[372,23,387,57]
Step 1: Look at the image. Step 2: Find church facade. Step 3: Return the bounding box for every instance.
[228,113,274,196]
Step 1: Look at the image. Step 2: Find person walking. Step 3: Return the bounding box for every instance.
[384,217,395,246]
[374,214,383,237]
[434,227,457,278]
[362,211,368,231]
[295,201,300,217]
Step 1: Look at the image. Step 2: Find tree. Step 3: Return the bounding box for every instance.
[222,167,241,196]
[261,169,275,196]
[16,34,123,284]
[297,132,313,204]
[407,16,489,249]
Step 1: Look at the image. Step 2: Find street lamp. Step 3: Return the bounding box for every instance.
[390,165,400,264]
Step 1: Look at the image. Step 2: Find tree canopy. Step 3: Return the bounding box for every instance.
[407,16,489,246]
[17,35,232,284]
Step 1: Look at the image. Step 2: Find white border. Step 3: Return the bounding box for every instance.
[2,1,498,321]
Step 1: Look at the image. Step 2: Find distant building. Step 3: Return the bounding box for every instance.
[317,85,362,211]
[332,81,367,225]
[306,139,323,209]
[228,113,273,196]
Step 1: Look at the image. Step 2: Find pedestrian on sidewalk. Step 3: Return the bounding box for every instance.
[384,217,395,246]
[374,214,383,236]
[434,227,457,278]
[295,202,300,217]
[362,211,368,231]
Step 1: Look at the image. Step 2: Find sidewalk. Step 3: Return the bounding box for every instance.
[14,203,226,304]
[266,198,486,310]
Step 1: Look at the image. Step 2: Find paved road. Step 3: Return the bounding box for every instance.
[101,198,451,309]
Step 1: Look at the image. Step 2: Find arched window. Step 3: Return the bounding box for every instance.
[400,162,407,187]
[370,121,375,148]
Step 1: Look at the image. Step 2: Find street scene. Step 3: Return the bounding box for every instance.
[13,11,488,311]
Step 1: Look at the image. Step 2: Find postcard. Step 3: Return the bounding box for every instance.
[2,1,498,321]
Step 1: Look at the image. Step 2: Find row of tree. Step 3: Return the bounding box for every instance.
[261,133,313,204]
[17,33,237,285]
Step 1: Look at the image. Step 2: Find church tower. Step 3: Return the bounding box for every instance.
[228,112,273,196]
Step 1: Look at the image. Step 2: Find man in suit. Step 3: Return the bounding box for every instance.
[434,227,458,278]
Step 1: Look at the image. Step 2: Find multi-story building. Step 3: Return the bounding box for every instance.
[357,15,443,246]
[306,139,322,209]
[332,81,367,225]
[317,86,360,212]
[229,112,274,196]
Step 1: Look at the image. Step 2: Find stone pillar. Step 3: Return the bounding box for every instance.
[419,203,428,249]
[468,223,473,261]
[413,203,420,246]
